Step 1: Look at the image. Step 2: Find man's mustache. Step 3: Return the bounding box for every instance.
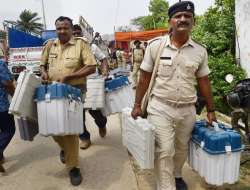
[177,22,190,27]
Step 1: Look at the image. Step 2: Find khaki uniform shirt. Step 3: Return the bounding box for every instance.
[41,37,96,86]
[133,48,144,63]
[140,35,210,104]
[116,50,125,65]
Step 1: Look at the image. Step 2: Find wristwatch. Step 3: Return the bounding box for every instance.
[207,108,215,113]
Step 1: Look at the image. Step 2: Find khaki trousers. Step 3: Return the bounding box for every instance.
[53,135,79,169]
[131,62,141,87]
[147,97,196,190]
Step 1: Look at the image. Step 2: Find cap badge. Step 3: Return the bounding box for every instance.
[187,4,191,10]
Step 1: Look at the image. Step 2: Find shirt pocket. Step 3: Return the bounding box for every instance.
[48,53,57,67]
[64,57,79,68]
[158,59,173,77]
[184,62,199,78]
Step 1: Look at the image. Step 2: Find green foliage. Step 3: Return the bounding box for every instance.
[131,0,169,30]
[208,55,246,114]
[192,0,246,114]
[16,9,44,35]
[192,0,235,56]
[0,31,6,39]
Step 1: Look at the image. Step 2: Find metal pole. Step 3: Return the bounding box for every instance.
[41,0,47,30]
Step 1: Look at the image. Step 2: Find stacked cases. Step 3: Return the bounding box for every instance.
[9,71,41,141]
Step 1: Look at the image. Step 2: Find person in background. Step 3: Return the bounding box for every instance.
[116,47,126,70]
[73,24,108,149]
[0,59,15,173]
[131,40,144,89]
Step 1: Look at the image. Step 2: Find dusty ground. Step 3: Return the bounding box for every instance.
[0,113,138,190]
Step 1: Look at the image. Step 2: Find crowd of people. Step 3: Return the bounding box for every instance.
[0,1,217,190]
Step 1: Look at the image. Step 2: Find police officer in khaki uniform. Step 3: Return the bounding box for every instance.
[116,48,126,69]
[132,40,144,89]
[40,16,96,186]
[131,1,216,190]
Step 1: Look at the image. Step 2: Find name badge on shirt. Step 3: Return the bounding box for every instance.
[49,54,57,58]
[160,56,171,60]
[160,57,172,66]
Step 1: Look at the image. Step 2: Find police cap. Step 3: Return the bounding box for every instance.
[168,1,195,18]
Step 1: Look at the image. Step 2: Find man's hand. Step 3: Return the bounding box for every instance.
[41,72,49,81]
[4,80,15,96]
[207,111,217,125]
[131,104,142,119]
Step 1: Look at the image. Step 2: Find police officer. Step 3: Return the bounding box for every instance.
[116,47,126,70]
[132,40,144,89]
[40,16,97,186]
[0,59,15,173]
[131,1,216,190]
[72,24,108,149]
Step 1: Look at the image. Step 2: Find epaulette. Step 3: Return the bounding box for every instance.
[74,37,89,43]
[191,39,207,49]
[148,36,163,45]
[43,38,56,46]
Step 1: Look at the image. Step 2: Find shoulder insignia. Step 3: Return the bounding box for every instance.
[191,39,207,49]
[148,36,162,45]
[74,37,89,43]
[43,38,57,46]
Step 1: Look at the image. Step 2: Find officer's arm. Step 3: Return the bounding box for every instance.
[40,41,52,80]
[62,65,96,83]
[197,76,214,110]
[0,63,15,96]
[134,69,152,105]
[100,58,109,76]
[197,76,217,124]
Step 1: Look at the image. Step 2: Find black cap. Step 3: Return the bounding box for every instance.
[168,1,195,18]
[134,40,141,45]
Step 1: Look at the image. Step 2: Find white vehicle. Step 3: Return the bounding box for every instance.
[8,46,43,78]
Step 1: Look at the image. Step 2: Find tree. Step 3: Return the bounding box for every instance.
[131,0,169,30]
[16,9,44,35]
[0,31,6,39]
[192,0,246,114]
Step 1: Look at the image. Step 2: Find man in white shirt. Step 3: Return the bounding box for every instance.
[73,24,109,149]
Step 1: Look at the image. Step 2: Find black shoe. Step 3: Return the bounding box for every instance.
[60,150,65,164]
[69,167,82,186]
[0,164,5,173]
[175,178,188,190]
[99,126,107,138]
[0,152,4,163]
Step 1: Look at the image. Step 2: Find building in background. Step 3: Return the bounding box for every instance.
[235,0,250,77]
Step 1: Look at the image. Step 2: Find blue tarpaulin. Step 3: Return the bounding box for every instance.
[41,30,57,42]
[8,28,44,48]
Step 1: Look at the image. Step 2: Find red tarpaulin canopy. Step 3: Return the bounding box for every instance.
[115,29,168,42]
